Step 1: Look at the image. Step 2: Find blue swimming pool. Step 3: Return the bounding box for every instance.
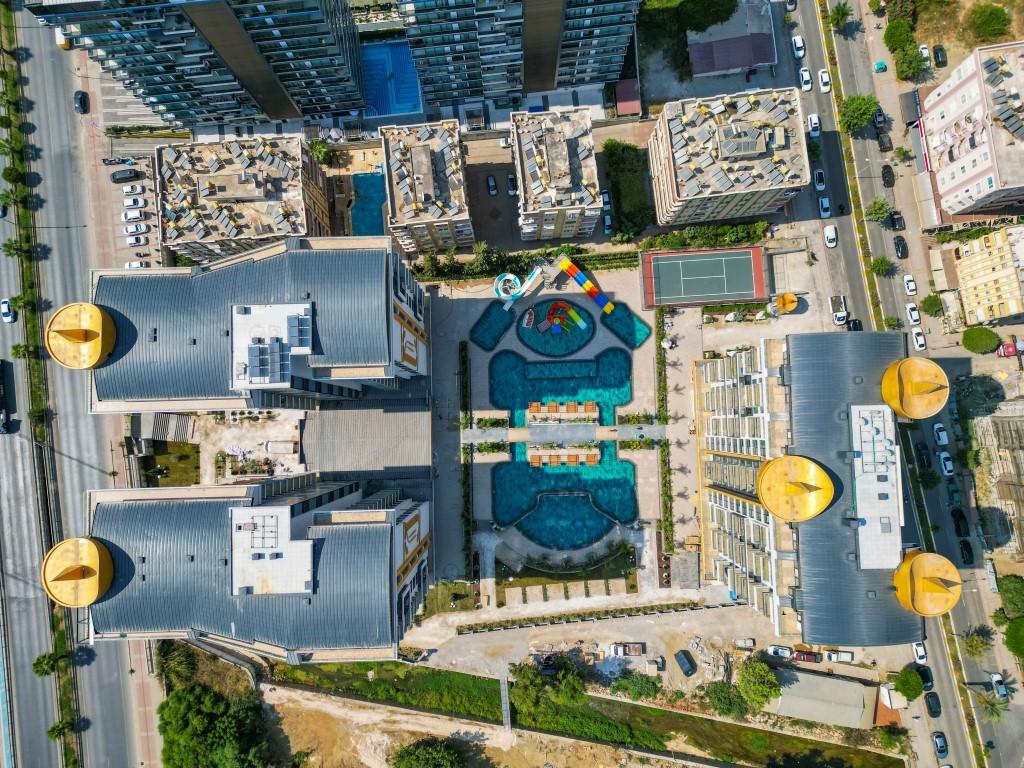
[516,299,595,357]
[470,301,516,351]
[360,40,422,117]
[351,173,386,236]
[601,305,653,349]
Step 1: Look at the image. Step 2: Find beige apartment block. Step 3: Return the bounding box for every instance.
[381,121,475,257]
[955,226,1024,324]
[648,88,809,226]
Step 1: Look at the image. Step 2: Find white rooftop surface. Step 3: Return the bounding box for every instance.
[511,108,600,213]
[850,404,904,570]
[230,506,312,596]
[230,303,312,391]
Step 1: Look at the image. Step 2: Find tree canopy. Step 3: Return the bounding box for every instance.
[895,45,928,81]
[998,575,1024,619]
[962,326,1001,354]
[963,626,994,659]
[610,671,663,701]
[829,1,853,29]
[735,658,780,710]
[965,4,1011,43]
[157,684,268,768]
[699,680,748,718]
[870,256,894,277]
[390,738,466,768]
[1006,618,1024,659]
[883,19,915,52]
[892,667,924,700]
[919,293,943,317]
[865,197,892,222]
[839,94,880,133]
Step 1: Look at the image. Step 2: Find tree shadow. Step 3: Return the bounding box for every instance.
[74,715,91,734]
[12,46,32,64]
[19,120,35,136]
[767,749,852,768]
[24,170,41,188]
[71,645,96,667]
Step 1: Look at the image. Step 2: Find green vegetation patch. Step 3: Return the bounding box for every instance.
[140,441,200,487]
[602,140,654,237]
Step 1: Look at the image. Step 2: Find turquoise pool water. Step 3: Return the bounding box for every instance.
[492,443,638,550]
[489,349,632,427]
[516,299,595,357]
[470,301,515,351]
[601,304,653,349]
[351,173,386,236]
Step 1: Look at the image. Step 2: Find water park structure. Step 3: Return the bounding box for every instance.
[560,258,614,314]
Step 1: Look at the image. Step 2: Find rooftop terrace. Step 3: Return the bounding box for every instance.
[849,404,903,571]
[659,89,809,199]
[381,121,468,225]
[156,136,307,246]
[511,109,600,212]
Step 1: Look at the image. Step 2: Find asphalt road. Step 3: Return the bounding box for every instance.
[16,16,135,768]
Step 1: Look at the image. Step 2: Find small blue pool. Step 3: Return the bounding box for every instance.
[360,40,422,117]
[470,301,516,351]
[351,173,386,236]
[601,305,653,350]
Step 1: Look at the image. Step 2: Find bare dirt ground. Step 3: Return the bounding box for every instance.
[914,0,1024,67]
[262,684,685,768]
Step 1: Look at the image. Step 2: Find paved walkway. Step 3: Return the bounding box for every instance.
[462,424,667,443]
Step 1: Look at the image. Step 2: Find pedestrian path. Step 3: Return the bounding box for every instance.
[461,424,666,443]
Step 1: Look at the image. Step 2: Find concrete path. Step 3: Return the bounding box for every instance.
[462,424,667,443]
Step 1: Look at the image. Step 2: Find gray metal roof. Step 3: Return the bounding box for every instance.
[301,405,432,474]
[91,499,395,651]
[93,246,391,402]
[772,669,871,729]
[786,332,923,647]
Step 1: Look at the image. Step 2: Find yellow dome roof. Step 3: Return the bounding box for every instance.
[44,303,115,370]
[774,293,798,314]
[881,357,949,420]
[756,455,834,523]
[893,550,962,617]
[41,537,113,608]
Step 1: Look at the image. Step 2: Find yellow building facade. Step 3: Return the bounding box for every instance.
[955,226,1024,324]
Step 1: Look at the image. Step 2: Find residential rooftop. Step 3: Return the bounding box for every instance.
[686,0,777,76]
[658,90,809,201]
[849,404,903,571]
[381,121,468,225]
[156,136,306,246]
[511,109,600,212]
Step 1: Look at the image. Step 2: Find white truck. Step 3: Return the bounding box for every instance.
[829,295,849,326]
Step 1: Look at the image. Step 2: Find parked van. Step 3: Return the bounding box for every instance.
[825,650,854,662]
[674,650,696,676]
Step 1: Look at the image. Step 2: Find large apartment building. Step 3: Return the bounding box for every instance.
[921,42,1024,216]
[696,333,960,646]
[953,226,1024,324]
[29,0,363,125]
[648,89,808,226]
[510,108,602,241]
[401,0,638,109]
[155,136,331,264]
[972,398,1024,552]
[381,121,475,257]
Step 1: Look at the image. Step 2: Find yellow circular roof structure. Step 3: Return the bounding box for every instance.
[41,537,113,609]
[774,293,798,314]
[893,550,962,617]
[756,456,834,523]
[881,357,949,421]
[44,303,115,370]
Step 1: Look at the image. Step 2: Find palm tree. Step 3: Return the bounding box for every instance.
[975,691,1009,722]
[46,717,72,741]
[32,652,64,677]
[830,1,853,29]
[10,344,29,360]
[0,187,17,210]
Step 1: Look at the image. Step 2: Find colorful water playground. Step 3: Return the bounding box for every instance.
[469,259,653,553]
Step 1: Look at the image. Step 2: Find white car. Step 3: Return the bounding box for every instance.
[807,113,821,138]
[123,223,150,236]
[990,672,1009,701]
[824,224,838,248]
[767,645,793,658]
[818,196,831,219]
[0,298,13,324]
[121,184,143,195]
[499,136,511,149]
[933,422,949,446]
[919,44,930,63]
[912,641,927,664]
[938,450,955,476]
[799,67,812,91]
[904,274,917,296]
[813,168,826,191]
[912,326,927,351]
[818,69,832,92]
[906,302,921,326]
[126,235,147,247]
[121,209,143,222]
[123,197,145,209]
[792,35,806,59]
[124,261,149,269]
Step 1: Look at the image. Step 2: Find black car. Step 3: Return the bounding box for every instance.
[889,210,906,231]
[918,665,934,691]
[951,508,970,538]
[73,90,89,114]
[893,235,908,259]
[881,164,895,188]
[110,168,140,183]
[847,318,863,331]
[960,539,975,565]
[915,441,932,470]
[925,692,942,718]
[934,45,948,68]
[873,106,887,130]
[877,131,893,152]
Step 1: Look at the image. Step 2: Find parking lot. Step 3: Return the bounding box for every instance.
[103,156,161,268]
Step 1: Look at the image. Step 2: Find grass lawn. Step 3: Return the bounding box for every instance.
[423,581,477,618]
[495,546,638,604]
[268,661,502,723]
[140,441,199,487]
[602,140,654,235]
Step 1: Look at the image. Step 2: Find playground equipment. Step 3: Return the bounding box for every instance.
[494,265,543,310]
[558,258,614,314]
[543,300,586,335]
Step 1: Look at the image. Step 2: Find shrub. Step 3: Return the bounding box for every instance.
[307,139,330,164]
[602,139,654,237]
[998,575,1024,619]
[839,94,880,133]
[1,165,23,184]
[965,3,1011,43]
[640,221,769,251]
[699,680,748,718]
[158,684,269,768]
[735,658,780,710]
[892,667,924,700]
[870,256,894,277]
[895,45,928,81]
[610,671,662,701]
[390,738,465,768]
[883,18,915,52]
[865,197,892,222]
[963,326,1000,354]
[1006,618,1024,659]
[919,293,943,317]
[884,316,901,330]
[888,0,916,24]
[807,140,822,162]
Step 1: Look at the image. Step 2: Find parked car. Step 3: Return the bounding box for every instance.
[881,164,895,188]
[918,665,934,691]
[932,732,948,760]
[601,189,611,212]
[675,650,697,676]
[915,441,932,469]
[938,450,955,477]
[951,508,970,538]
[818,196,831,219]
[507,174,517,197]
[0,298,13,324]
[124,261,149,269]
[947,479,962,507]
[786,0,797,9]
[734,638,756,650]
[486,175,498,196]
[808,113,821,138]
[824,650,854,662]
[894,235,908,259]
[814,168,826,191]
[793,651,822,663]
[123,223,150,236]
[121,209,143,222]
[110,168,140,183]
[997,341,1020,358]
[904,274,917,295]
[818,69,832,92]
[73,90,89,114]
[889,210,906,230]
[873,106,887,129]
[824,224,838,248]
[126,235,147,247]
[919,44,931,63]
[925,692,942,718]
[603,214,613,236]
[846,318,863,331]
[799,67,812,91]
[767,645,793,658]
[121,184,143,196]
[990,672,1009,700]
[792,35,806,59]
[123,197,145,209]
[913,641,928,664]
[960,538,975,565]
[877,131,893,152]
[906,302,921,326]
[933,45,948,68]
[933,422,949,445]
[499,136,511,149]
